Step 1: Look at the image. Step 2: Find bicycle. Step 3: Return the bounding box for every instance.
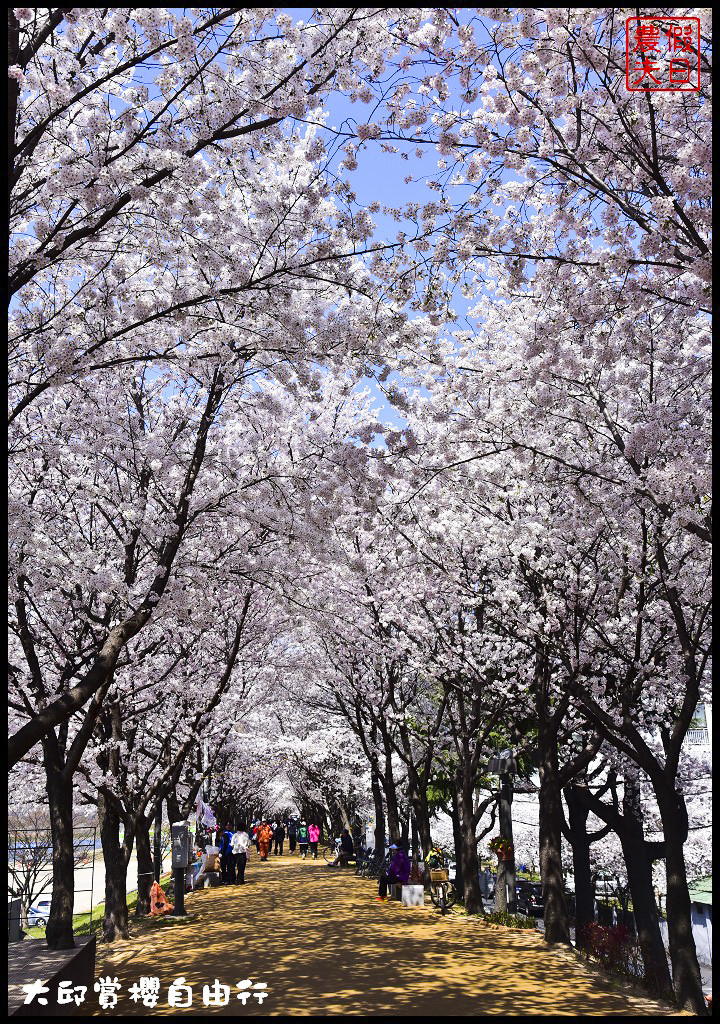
[354,849,372,876]
[426,851,457,911]
[429,873,457,910]
[322,839,341,864]
[362,849,393,879]
[355,848,385,877]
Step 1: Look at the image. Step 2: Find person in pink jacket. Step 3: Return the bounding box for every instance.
[308,823,320,859]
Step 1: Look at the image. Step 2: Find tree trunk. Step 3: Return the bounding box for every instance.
[410,815,419,861]
[568,776,672,992]
[457,766,483,915]
[400,808,410,850]
[44,754,75,949]
[337,795,353,832]
[135,819,153,917]
[408,788,432,860]
[656,785,707,1014]
[371,769,385,853]
[450,787,464,895]
[538,719,570,944]
[382,743,400,842]
[166,788,182,828]
[621,776,674,997]
[99,792,130,941]
[564,784,595,946]
[153,799,163,883]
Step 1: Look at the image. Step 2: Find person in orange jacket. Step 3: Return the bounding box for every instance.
[257,820,274,861]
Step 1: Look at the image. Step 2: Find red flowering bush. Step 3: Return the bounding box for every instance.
[577,923,644,983]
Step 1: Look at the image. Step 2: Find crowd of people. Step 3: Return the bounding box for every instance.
[193,814,414,904]
[192,817,327,886]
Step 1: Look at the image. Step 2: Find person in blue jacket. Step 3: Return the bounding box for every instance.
[219,825,235,884]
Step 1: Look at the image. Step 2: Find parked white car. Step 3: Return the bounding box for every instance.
[27,899,51,927]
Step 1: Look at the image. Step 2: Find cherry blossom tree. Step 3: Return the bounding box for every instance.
[8,7,448,419]
[352,10,712,1011]
[6,10,711,1013]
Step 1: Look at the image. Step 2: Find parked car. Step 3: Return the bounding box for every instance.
[516,881,544,917]
[443,863,497,898]
[27,899,52,928]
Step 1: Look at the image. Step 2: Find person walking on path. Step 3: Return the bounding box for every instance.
[219,826,236,884]
[232,826,250,884]
[376,842,411,900]
[288,820,297,854]
[273,822,285,856]
[308,822,320,859]
[297,820,309,859]
[257,820,274,861]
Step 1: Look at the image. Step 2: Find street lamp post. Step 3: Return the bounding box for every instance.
[488,749,517,914]
[171,822,190,917]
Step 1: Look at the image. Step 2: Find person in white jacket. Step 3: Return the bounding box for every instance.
[231,825,251,884]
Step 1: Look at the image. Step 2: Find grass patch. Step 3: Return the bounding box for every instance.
[483,909,538,929]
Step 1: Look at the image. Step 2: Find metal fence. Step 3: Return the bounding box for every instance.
[7,826,97,940]
[684,728,710,746]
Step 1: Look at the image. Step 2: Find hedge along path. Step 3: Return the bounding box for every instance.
[85,852,686,1017]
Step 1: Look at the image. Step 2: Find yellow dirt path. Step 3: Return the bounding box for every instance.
[85,851,683,1016]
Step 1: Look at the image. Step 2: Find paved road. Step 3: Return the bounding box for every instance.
[81,851,687,1016]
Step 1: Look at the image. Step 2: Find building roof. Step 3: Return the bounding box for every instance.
[688,876,712,906]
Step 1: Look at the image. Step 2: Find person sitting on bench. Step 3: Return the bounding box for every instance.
[328,828,355,867]
[376,841,410,900]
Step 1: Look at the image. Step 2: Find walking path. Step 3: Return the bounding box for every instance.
[84,852,685,1016]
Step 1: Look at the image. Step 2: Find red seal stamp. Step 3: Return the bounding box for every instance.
[625,16,700,92]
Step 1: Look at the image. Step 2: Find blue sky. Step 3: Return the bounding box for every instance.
[279,8,488,431]
[98,11,525,432]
